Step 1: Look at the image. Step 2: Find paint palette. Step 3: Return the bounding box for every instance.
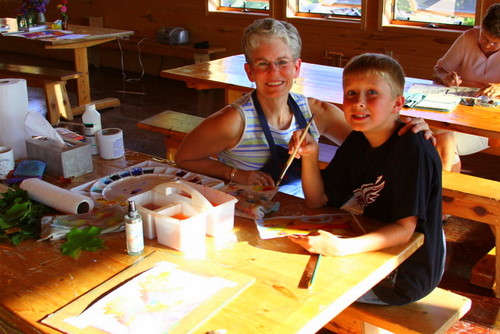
[90,166,224,206]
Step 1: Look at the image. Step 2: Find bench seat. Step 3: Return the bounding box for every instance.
[442,170,500,225]
[0,63,81,125]
[326,287,471,334]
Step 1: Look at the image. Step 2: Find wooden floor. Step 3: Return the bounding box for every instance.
[21,59,500,333]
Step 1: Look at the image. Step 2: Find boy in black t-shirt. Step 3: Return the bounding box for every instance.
[288,53,445,305]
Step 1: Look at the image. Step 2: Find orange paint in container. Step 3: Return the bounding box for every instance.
[170,213,191,220]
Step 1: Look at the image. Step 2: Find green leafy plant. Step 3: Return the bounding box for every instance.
[61,226,106,258]
[0,187,48,245]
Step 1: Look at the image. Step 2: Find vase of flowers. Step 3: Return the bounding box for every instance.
[19,0,50,26]
[57,0,69,30]
[35,11,46,25]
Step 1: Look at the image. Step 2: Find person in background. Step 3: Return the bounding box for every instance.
[432,3,500,172]
[175,18,432,196]
[288,54,445,305]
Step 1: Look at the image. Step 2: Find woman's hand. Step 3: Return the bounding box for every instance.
[399,117,436,146]
[442,71,462,87]
[476,83,500,99]
[231,169,275,187]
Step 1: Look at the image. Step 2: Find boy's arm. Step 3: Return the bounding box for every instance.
[288,216,418,257]
[289,130,328,208]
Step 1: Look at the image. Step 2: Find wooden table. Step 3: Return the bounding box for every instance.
[161,54,500,139]
[1,24,134,116]
[137,110,205,161]
[0,151,423,334]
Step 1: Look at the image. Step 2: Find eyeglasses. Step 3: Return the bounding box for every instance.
[251,59,296,71]
[479,30,500,48]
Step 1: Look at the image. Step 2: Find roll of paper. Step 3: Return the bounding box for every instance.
[0,79,30,160]
[97,128,125,159]
[20,178,94,214]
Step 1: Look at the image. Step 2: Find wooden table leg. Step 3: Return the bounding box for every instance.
[71,47,121,116]
[225,89,243,105]
[73,47,91,107]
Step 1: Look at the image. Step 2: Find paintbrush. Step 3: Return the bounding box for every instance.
[276,114,315,187]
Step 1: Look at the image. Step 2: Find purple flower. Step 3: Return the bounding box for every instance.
[19,0,51,14]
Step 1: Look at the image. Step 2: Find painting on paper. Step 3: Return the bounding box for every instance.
[255,213,361,239]
[59,260,244,334]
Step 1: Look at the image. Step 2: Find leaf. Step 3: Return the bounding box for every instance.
[61,226,106,259]
[0,187,48,244]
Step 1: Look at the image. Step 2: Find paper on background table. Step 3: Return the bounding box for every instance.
[407,83,479,97]
[42,251,255,334]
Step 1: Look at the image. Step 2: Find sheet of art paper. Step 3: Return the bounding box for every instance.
[42,251,254,334]
[254,213,357,239]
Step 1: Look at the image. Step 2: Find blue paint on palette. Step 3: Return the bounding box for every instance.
[120,171,131,178]
[131,168,143,176]
[100,177,112,185]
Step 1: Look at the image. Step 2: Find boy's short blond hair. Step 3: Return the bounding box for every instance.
[343,53,405,98]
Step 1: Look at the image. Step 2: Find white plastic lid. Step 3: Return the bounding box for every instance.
[84,104,97,112]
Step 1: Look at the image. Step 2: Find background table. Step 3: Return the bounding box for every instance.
[1,25,134,116]
[0,151,423,334]
[161,54,500,140]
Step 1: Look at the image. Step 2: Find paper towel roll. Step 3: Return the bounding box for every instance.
[20,178,94,214]
[97,128,125,159]
[0,79,30,160]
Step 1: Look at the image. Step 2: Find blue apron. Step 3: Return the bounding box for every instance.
[252,91,311,185]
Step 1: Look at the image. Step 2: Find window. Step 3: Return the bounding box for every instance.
[217,0,270,13]
[384,0,477,29]
[296,0,362,19]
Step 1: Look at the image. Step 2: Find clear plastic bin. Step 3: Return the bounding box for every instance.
[129,181,237,251]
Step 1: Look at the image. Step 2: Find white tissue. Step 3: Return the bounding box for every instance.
[24,111,65,145]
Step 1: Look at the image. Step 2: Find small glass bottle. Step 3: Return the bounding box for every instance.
[125,200,144,255]
[61,16,68,30]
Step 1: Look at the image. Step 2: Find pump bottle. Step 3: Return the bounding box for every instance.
[82,104,102,155]
[125,200,144,255]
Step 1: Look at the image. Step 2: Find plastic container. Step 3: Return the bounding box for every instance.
[185,182,238,237]
[82,104,102,155]
[129,181,237,250]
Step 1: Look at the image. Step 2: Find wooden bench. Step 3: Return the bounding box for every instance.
[441,171,500,294]
[442,171,500,225]
[101,36,226,64]
[0,63,81,125]
[326,287,471,334]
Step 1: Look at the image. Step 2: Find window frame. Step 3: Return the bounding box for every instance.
[207,0,271,17]
[206,0,367,29]
[287,0,368,30]
[378,0,485,33]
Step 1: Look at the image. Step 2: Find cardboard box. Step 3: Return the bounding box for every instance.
[26,137,93,178]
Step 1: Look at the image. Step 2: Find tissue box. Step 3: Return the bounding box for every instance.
[26,137,93,178]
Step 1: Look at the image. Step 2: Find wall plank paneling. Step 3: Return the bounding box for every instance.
[0,0,483,79]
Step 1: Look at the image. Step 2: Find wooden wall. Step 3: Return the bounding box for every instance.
[0,0,497,79]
